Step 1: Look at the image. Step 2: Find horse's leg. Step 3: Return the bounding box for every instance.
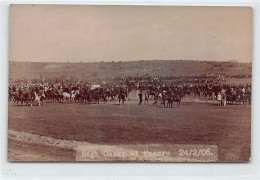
[27,99,31,106]
[25,99,28,106]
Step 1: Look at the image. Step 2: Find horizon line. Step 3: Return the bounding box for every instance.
[9,59,251,63]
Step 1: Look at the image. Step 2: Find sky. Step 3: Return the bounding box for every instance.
[9,5,252,63]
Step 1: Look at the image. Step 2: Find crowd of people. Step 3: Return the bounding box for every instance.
[8,75,251,107]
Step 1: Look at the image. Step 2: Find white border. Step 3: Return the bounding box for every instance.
[0,1,260,180]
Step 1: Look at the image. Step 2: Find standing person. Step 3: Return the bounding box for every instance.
[153,92,158,106]
[221,89,226,106]
[162,90,166,108]
[144,91,149,105]
[222,92,227,106]
[217,92,222,106]
[212,91,215,100]
[138,91,143,105]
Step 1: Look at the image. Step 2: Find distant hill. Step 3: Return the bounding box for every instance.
[228,59,239,63]
[9,60,252,80]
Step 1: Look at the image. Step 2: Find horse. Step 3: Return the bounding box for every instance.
[226,90,239,105]
[13,90,28,106]
[173,94,182,108]
[70,90,79,103]
[62,92,71,103]
[148,90,156,100]
[203,90,212,99]
[33,91,45,106]
[92,92,100,104]
[243,91,251,104]
[118,92,126,105]
[9,90,15,101]
[55,90,63,103]
[45,89,56,103]
[24,91,36,106]
[109,91,118,102]
[100,92,108,104]
[194,90,201,98]
[13,92,25,106]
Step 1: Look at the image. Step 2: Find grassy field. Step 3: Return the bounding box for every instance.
[8,60,252,162]
[8,98,251,162]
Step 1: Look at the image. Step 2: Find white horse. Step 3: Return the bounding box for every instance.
[34,91,45,106]
[62,92,70,103]
[70,90,79,103]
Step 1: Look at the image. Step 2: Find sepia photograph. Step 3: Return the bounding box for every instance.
[8,5,252,162]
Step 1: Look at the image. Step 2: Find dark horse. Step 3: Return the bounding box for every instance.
[173,94,182,108]
[118,92,126,105]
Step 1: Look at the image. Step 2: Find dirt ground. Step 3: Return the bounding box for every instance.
[8,97,251,162]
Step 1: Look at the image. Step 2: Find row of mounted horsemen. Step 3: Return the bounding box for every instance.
[8,81,251,107]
